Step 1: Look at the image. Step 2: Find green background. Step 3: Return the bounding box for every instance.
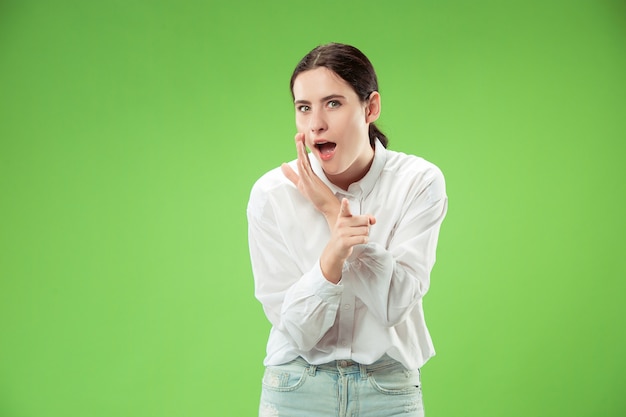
[1,0,625,416]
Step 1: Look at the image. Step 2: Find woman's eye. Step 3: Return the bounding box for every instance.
[328,100,341,108]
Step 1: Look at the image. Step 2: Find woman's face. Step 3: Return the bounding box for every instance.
[292,67,380,189]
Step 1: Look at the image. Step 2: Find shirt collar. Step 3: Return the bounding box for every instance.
[310,138,387,199]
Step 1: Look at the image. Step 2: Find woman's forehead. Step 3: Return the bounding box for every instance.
[292,67,356,100]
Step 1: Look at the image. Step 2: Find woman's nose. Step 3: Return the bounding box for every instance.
[309,110,328,134]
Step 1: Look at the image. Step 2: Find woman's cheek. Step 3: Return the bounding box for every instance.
[295,114,306,131]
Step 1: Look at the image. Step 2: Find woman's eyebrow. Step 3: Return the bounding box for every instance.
[294,94,346,104]
[321,94,346,101]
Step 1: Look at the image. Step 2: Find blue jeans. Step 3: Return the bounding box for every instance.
[259,356,424,417]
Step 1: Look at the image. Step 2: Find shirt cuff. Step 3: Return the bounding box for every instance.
[346,243,368,263]
[303,259,344,302]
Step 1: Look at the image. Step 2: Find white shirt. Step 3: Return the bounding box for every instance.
[247,139,447,370]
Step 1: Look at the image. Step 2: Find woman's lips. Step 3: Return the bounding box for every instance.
[315,141,337,161]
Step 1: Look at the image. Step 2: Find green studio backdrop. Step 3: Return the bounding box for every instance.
[1,1,625,416]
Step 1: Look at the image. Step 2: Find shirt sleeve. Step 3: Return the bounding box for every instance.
[247,187,343,352]
[346,165,448,327]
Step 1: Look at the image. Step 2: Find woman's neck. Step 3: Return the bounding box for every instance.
[327,146,375,191]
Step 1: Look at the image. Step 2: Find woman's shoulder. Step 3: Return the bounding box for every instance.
[248,161,299,213]
[251,164,290,192]
[383,148,445,183]
[378,149,447,203]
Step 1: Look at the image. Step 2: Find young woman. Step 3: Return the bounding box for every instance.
[247,43,448,417]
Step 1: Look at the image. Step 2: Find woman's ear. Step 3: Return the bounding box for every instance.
[365,91,381,124]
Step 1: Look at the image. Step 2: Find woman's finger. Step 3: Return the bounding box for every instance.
[296,140,307,167]
[339,198,352,218]
[346,225,369,237]
[297,143,311,176]
[281,163,300,186]
[339,214,370,227]
[295,134,314,177]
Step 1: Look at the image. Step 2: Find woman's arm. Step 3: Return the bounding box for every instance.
[346,169,447,327]
[247,187,343,352]
[282,140,448,328]
[281,133,375,284]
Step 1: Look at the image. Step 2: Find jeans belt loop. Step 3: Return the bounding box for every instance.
[359,363,368,380]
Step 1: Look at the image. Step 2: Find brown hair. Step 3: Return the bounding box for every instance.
[290,43,388,148]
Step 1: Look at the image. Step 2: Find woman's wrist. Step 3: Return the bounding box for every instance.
[321,201,340,227]
[320,247,344,284]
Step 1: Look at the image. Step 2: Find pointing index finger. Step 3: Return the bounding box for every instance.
[339,198,352,218]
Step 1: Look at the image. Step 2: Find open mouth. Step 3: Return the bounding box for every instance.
[315,141,337,159]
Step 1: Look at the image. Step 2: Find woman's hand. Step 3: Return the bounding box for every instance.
[282,133,376,283]
[281,133,340,222]
[320,198,376,283]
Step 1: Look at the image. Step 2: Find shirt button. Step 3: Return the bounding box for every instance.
[340,340,347,346]
[344,304,351,310]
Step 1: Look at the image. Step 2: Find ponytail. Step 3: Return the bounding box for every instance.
[369,123,388,148]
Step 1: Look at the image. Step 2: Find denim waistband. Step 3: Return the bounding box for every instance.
[289,354,403,377]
